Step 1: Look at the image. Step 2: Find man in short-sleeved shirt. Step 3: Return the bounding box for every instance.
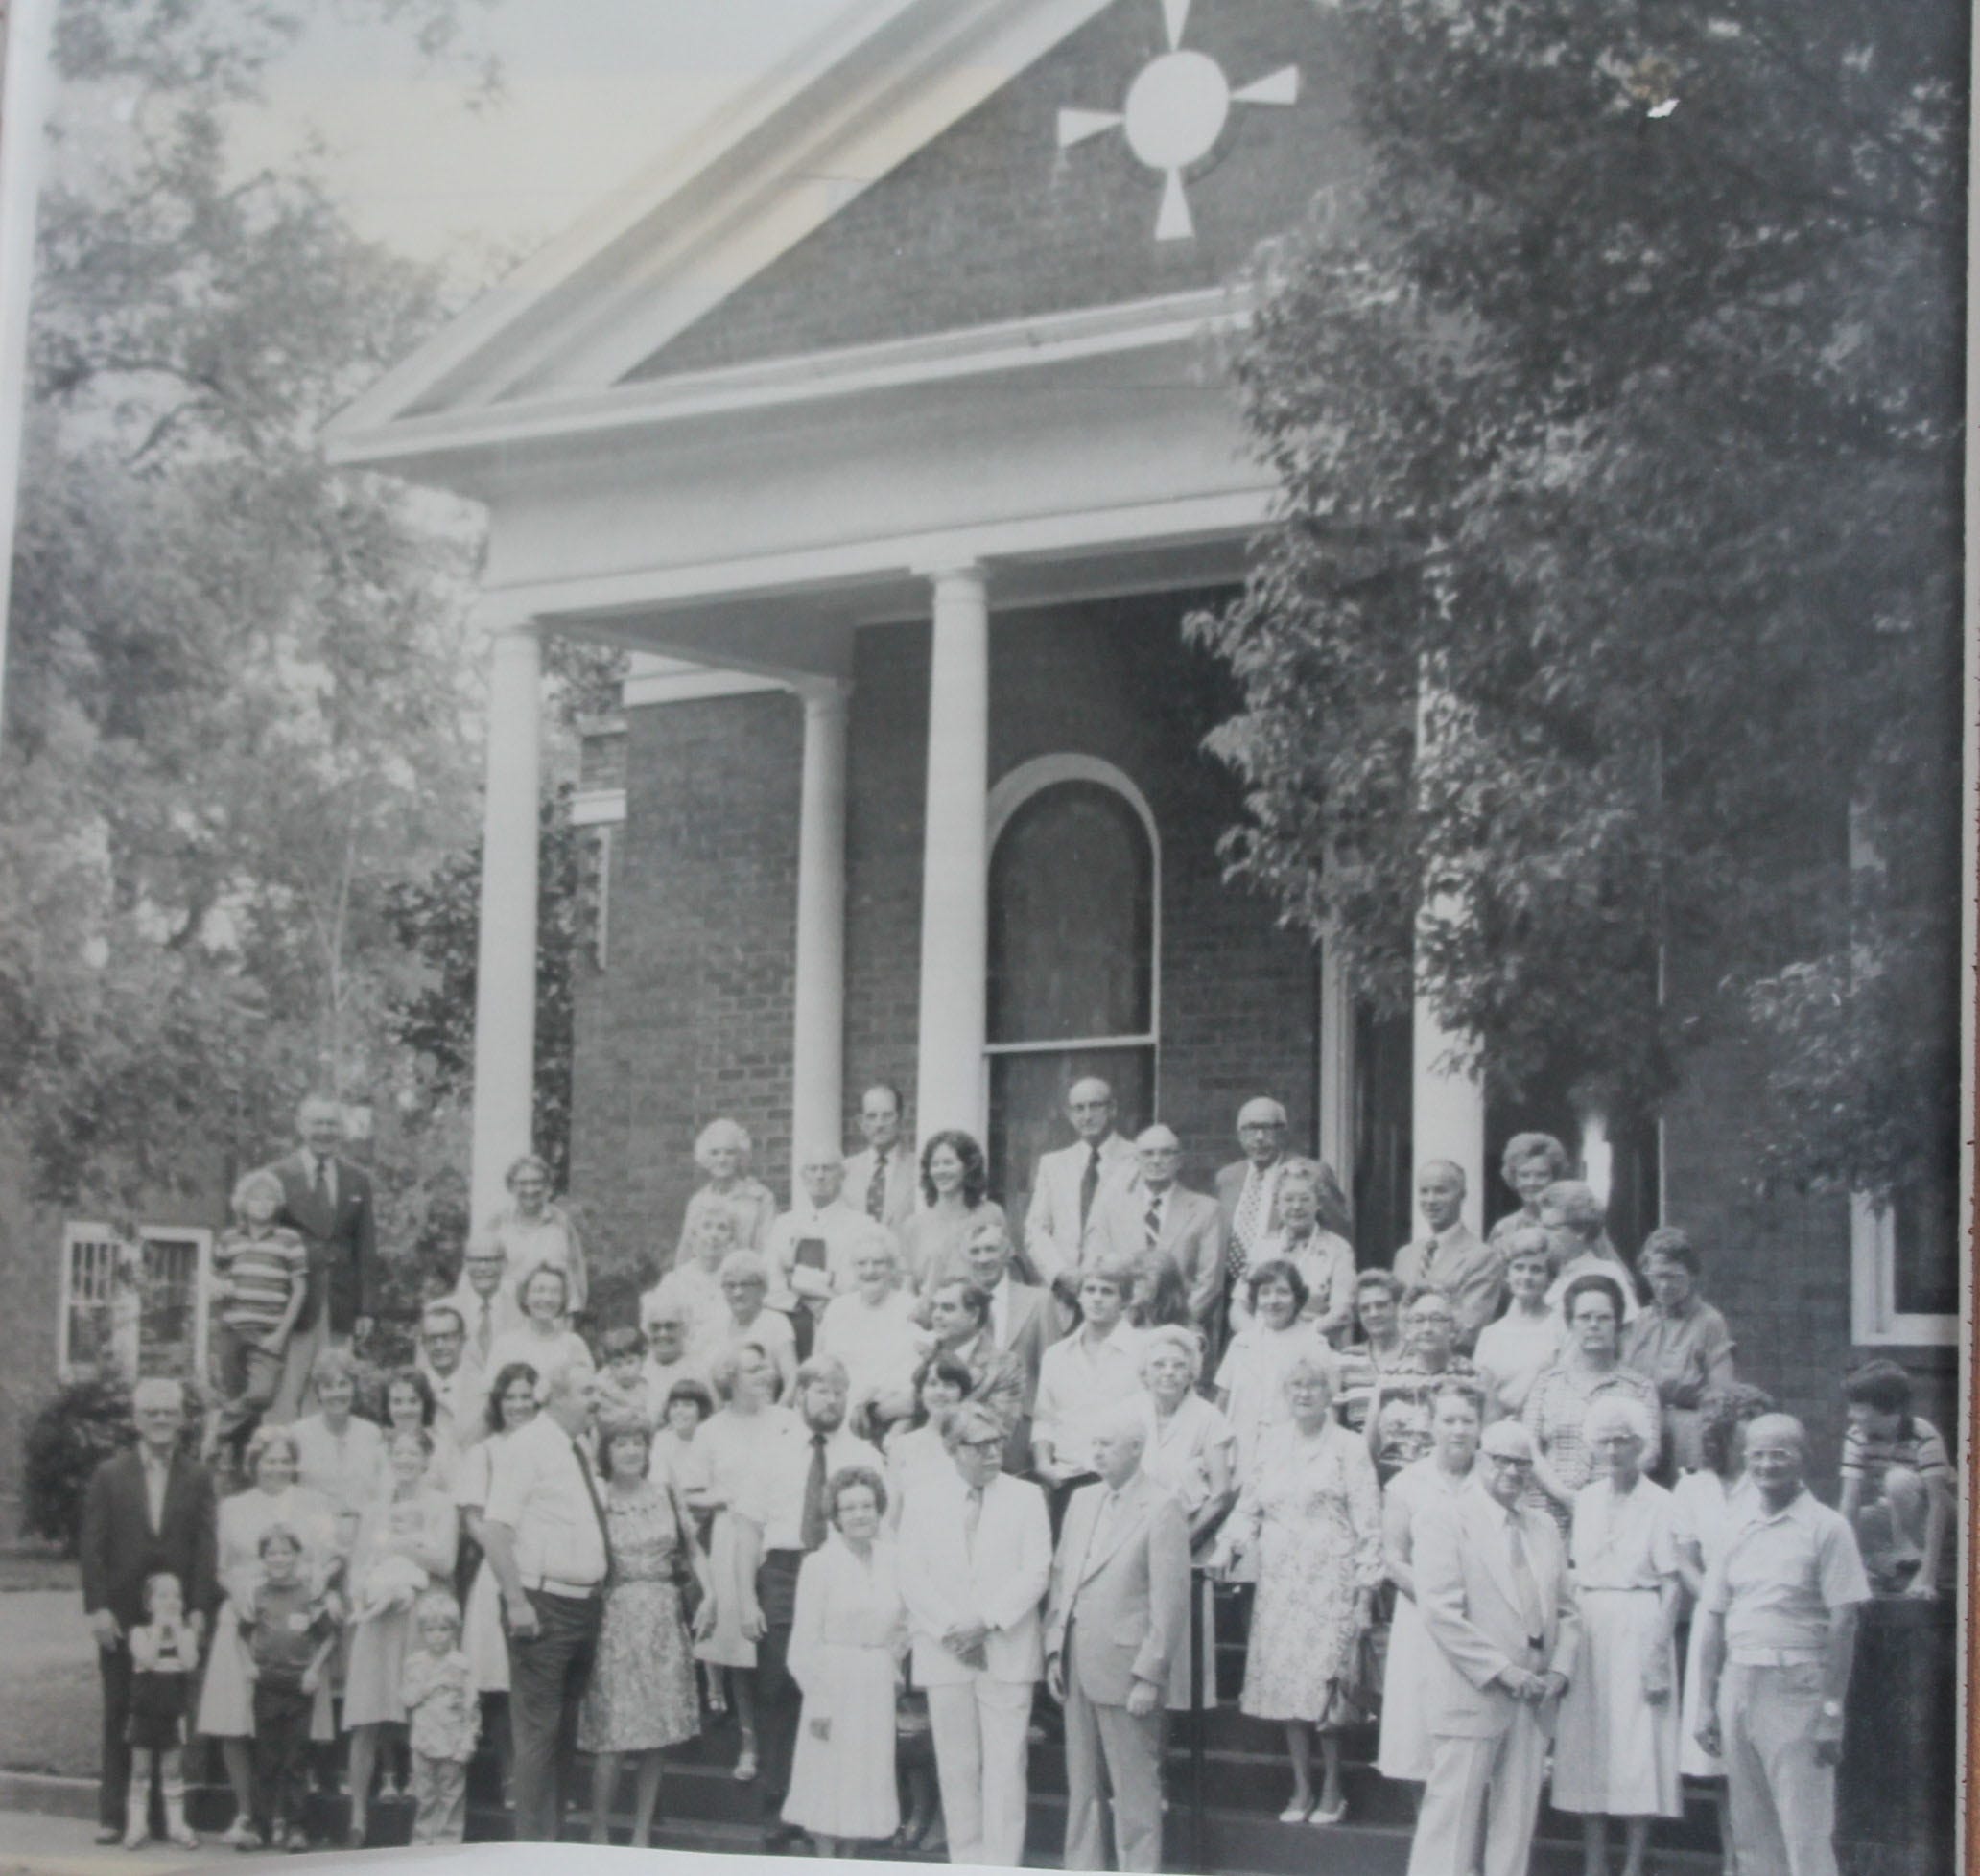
[1694,1415,1870,1876]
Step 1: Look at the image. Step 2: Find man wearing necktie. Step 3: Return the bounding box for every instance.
[841,1083,918,1236]
[1406,1419,1580,1876]
[1393,1161,1508,1353]
[1023,1079,1140,1305]
[447,1240,524,1388]
[268,1096,381,1420]
[1044,1405,1190,1872]
[1096,1125,1226,1334]
[736,1356,881,1852]
[479,1361,607,1842]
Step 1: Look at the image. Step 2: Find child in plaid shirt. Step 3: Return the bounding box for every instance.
[400,1588,480,1844]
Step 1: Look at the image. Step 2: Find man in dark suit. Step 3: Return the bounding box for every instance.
[79,1378,220,1843]
[1095,1124,1226,1334]
[270,1094,380,1419]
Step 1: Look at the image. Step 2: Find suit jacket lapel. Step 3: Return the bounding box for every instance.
[1079,1475,1149,1583]
[1463,1486,1524,1616]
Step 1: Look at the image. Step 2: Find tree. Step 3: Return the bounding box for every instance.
[1190,0,1965,1205]
[0,0,499,1214]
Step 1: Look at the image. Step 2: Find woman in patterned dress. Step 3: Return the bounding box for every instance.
[1524,1272,1662,1535]
[1377,1380,1483,1789]
[1553,1395,1684,1876]
[579,1418,715,1846]
[1209,1348,1382,1826]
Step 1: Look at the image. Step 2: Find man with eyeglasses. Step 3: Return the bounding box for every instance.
[1406,1419,1580,1876]
[898,1402,1052,1869]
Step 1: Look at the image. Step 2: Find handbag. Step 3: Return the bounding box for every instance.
[665,1486,705,1627]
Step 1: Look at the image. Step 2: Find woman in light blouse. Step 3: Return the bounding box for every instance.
[1621,1227,1735,1475]
[483,1264,593,1419]
[484,1153,589,1316]
[291,1348,386,1558]
[672,1119,778,1270]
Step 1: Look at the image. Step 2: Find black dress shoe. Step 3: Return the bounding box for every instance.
[94,1826,123,1846]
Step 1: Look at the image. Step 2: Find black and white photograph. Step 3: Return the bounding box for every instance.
[0,0,1967,1872]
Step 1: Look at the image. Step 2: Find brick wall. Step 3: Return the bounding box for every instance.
[630,0,1365,381]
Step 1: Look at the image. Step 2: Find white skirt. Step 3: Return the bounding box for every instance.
[1376,1593,1433,1781]
[782,1642,900,1841]
[1552,1589,1683,1817]
[462,1561,509,1695]
[695,1513,756,1670]
[195,1598,334,1743]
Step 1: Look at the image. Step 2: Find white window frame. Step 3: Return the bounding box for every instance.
[59,1222,217,1382]
[1850,1195,1959,1348]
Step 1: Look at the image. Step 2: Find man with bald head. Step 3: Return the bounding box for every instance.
[1214,1098,1352,1340]
[1693,1415,1869,1876]
[1044,1404,1190,1871]
[1025,1077,1141,1301]
[1096,1124,1225,1331]
[1406,1419,1580,1876]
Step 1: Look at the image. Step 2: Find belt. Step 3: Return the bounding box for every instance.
[524,1576,603,1600]
[1728,1648,1826,1668]
[1582,1584,1660,1594]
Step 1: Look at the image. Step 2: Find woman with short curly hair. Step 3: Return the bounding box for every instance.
[672,1119,778,1270]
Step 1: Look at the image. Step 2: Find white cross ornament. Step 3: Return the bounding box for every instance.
[1057,0,1301,241]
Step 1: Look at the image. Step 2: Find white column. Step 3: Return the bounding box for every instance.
[914,563,991,1143]
[1411,673,1487,1232]
[1317,939,1355,1184]
[790,680,850,1196]
[470,621,542,1228]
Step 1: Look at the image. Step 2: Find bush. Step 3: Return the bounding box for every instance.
[22,1380,135,1556]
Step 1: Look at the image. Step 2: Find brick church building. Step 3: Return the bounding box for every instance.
[326,0,1960,1468]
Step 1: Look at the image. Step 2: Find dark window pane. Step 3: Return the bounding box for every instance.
[1893,1142,1961,1320]
[988,1046,1155,1222]
[988,784,1152,1044]
[1353,1007,1414,1265]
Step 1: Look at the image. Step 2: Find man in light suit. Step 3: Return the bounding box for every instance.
[1044,1405,1190,1872]
[1393,1160,1506,1352]
[269,1095,381,1419]
[963,1217,1056,1397]
[899,1402,1053,1868]
[842,1082,918,1235]
[1406,1419,1581,1876]
[1096,1125,1225,1332]
[1025,1078,1140,1301]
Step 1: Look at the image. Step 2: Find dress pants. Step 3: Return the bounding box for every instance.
[927,1677,1035,1867]
[1406,1714,1548,1876]
[269,1319,351,1424]
[505,1588,601,1842]
[754,1551,806,1821]
[1720,1661,1841,1876]
[98,1643,136,1830]
[1061,1647,1162,1872]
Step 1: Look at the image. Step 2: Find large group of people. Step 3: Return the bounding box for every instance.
[74,1085,1948,1876]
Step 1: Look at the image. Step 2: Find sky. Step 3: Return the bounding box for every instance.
[231,1,855,280]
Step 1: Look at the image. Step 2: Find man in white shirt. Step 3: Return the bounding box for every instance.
[1096,1124,1226,1332]
[446,1240,524,1374]
[1032,1258,1147,1535]
[900,1402,1052,1869]
[1393,1160,1507,1351]
[637,1301,710,1404]
[1024,1079,1141,1301]
[735,1355,882,1850]
[842,1082,918,1236]
[766,1146,871,1343]
[481,1361,607,1843]
[415,1304,482,1459]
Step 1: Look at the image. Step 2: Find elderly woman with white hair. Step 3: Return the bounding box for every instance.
[1553,1393,1684,1876]
[707,1250,800,1398]
[484,1153,589,1315]
[672,1118,778,1269]
[1240,1158,1356,1343]
[1209,1347,1381,1826]
[815,1226,927,1437]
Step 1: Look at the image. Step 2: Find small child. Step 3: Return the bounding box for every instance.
[207,1169,308,1467]
[655,1379,716,1530]
[399,1588,480,1846]
[121,1572,201,1850]
[240,1525,337,1854]
[594,1325,656,1429]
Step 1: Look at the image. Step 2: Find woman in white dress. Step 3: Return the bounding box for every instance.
[782,1466,908,1854]
[483,1152,588,1315]
[194,1427,340,1850]
[1214,1258,1332,1485]
[690,1341,791,1780]
[1673,1383,1772,1876]
[881,1353,973,1531]
[1553,1395,1684,1876]
[1135,1325,1237,1709]
[342,1428,457,1847]
[1377,1381,1483,1788]
[291,1348,386,1559]
[483,1264,593,1421]
[455,1361,540,1800]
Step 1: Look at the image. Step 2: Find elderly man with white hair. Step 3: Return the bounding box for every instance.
[1552,1393,1684,1876]
[480,1360,607,1843]
[1095,1124,1225,1332]
[1024,1077,1141,1300]
[766,1143,871,1334]
[815,1225,928,1435]
[1693,1414,1870,1876]
[1044,1401,1190,1872]
[1214,1099,1351,1348]
[1406,1418,1580,1876]
[899,1400,1053,1868]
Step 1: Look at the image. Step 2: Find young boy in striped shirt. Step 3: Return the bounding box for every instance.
[206,1168,308,1466]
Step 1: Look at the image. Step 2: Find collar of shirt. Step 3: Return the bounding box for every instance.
[1740,1486,1817,1532]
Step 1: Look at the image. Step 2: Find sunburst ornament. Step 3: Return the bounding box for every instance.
[1057,0,1301,241]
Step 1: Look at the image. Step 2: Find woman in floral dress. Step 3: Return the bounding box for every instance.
[578,1419,715,1846]
[1210,1348,1382,1826]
